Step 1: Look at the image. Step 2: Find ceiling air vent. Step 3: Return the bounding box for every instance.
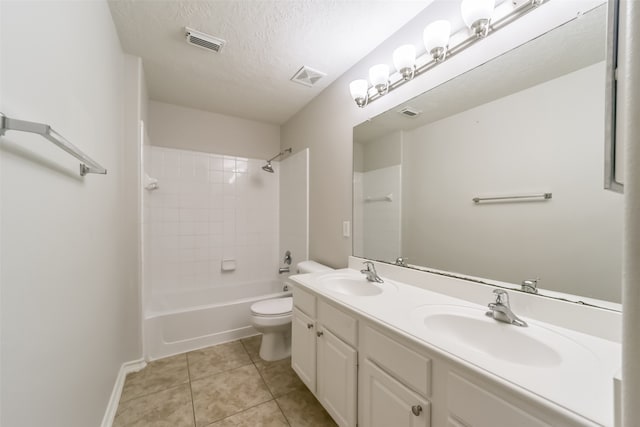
[185,27,225,53]
[290,66,326,87]
[398,106,422,118]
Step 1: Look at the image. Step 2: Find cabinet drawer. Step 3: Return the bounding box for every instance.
[293,285,316,317]
[361,325,431,397]
[447,373,550,427]
[318,299,358,347]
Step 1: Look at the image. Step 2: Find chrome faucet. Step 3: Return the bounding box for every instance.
[521,278,538,294]
[395,257,408,267]
[361,261,384,283]
[486,289,527,327]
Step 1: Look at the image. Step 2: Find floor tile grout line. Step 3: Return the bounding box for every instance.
[118,380,190,405]
[272,395,293,427]
[186,352,198,427]
[188,339,255,382]
[188,360,255,383]
[201,398,284,427]
[253,358,278,401]
[119,353,189,404]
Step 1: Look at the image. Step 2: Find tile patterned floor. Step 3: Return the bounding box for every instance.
[114,336,337,427]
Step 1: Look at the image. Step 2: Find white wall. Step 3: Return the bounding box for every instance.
[148,100,280,159]
[281,0,604,268]
[401,62,622,302]
[0,1,140,426]
[146,147,279,302]
[361,131,403,172]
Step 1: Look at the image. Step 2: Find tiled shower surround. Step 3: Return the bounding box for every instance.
[145,147,279,295]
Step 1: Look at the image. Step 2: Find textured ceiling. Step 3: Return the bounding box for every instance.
[108,0,432,125]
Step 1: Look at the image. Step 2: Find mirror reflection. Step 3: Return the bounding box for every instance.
[353,5,622,304]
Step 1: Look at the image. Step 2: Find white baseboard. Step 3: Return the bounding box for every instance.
[100,358,147,427]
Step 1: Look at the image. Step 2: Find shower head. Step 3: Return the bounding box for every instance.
[261,148,292,173]
[262,161,274,173]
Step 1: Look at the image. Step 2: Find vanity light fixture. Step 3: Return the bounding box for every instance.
[393,45,417,80]
[349,79,369,107]
[349,0,548,108]
[461,0,496,38]
[424,20,451,62]
[369,64,390,95]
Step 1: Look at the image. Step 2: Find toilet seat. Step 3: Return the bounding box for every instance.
[251,297,292,317]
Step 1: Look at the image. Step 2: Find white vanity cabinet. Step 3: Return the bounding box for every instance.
[291,275,607,427]
[291,286,358,427]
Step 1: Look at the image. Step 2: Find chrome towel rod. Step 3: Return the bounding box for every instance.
[473,193,552,204]
[0,112,107,176]
[365,193,393,202]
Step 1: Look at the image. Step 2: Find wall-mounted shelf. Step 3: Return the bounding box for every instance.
[0,112,107,176]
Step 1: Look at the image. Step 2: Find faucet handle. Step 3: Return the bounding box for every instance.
[362,261,374,271]
[395,257,408,267]
[492,289,510,306]
[521,277,539,294]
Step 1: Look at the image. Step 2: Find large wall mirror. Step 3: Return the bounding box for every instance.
[353,4,623,306]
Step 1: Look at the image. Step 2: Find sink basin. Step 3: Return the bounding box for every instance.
[411,305,593,368]
[315,272,397,296]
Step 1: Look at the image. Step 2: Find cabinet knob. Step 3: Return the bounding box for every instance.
[307,323,314,329]
[316,331,324,337]
[411,405,422,416]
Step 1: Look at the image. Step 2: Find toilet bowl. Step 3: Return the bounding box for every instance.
[250,260,334,361]
[250,297,293,361]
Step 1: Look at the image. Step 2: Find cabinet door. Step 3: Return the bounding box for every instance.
[291,308,316,392]
[317,327,357,427]
[360,359,430,427]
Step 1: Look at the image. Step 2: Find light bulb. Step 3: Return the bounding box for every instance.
[349,79,369,107]
[393,45,416,80]
[369,64,390,95]
[424,20,451,61]
[461,0,495,37]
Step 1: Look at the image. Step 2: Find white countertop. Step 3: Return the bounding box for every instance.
[291,266,621,426]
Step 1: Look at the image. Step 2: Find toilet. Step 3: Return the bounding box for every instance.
[250,260,332,361]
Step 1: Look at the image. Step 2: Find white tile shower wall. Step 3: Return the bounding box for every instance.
[146,146,279,296]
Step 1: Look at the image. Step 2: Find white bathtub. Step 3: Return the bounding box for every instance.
[144,280,291,360]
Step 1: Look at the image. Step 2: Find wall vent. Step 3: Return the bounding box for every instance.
[185,27,225,53]
[398,106,421,117]
[290,66,326,87]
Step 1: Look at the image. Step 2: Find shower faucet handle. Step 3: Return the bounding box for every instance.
[283,250,292,265]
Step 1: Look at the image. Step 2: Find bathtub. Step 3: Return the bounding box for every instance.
[144,280,291,360]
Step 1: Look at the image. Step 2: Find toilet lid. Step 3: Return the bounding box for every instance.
[251,297,293,316]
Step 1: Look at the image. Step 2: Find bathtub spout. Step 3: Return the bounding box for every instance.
[278,267,290,274]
